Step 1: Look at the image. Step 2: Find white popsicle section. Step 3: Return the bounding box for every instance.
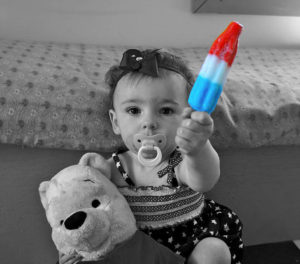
[199,54,230,85]
[188,54,230,113]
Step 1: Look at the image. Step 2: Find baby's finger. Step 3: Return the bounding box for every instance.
[65,256,83,264]
[60,253,82,264]
[175,135,193,154]
[177,126,199,141]
[74,257,83,264]
[181,107,193,119]
[191,111,213,126]
[181,118,203,132]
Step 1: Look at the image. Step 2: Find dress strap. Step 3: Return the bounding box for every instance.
[112,152,135,186]
[157,149,182,187]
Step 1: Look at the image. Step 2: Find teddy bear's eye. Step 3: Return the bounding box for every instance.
[60,220,64,226]
[92,199,101,208]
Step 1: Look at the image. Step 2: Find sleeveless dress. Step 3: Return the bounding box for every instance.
[112,150,244,263]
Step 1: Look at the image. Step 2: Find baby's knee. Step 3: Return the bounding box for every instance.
[187,237,231,264]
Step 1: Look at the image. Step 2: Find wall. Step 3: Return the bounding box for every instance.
[0,0,300,48]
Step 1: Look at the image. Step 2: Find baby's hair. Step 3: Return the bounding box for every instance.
[105,49,195,109]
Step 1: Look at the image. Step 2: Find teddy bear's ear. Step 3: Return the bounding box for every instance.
[79,153,111,179]
[39,181,50,210]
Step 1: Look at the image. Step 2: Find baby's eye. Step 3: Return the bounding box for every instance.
[126,107,141,115]
[159,107,174,115]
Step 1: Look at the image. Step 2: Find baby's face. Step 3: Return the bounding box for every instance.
[109,73,189,161]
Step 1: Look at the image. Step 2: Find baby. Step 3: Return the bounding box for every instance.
[106,49,243,264]
[59,49,243,264]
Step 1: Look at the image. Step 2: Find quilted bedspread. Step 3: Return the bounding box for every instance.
[0,39,299,151]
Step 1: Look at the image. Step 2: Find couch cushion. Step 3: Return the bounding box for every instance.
[0,39,299,151]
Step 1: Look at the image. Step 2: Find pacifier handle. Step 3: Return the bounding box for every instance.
[137,146,162,167]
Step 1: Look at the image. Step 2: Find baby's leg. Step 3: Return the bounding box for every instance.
[187,237,231,264]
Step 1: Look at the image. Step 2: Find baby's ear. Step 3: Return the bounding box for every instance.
[109,109,121,135]
[79,153,111,179]
[39,181,50,210]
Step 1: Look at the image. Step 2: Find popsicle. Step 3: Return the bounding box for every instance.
[188,21,243,114]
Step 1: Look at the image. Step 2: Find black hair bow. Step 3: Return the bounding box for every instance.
[119,49,160,77]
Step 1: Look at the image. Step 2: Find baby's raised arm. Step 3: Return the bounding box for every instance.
[176,22,243,192]
[175,107,220,193]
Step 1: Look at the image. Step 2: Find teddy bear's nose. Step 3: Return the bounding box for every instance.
[64,211,87,230]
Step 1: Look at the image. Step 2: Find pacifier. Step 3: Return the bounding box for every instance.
[133,134,167,167]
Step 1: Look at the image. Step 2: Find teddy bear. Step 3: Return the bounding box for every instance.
[39,153,184,264]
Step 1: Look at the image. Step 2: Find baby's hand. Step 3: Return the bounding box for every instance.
[175,107,214,155]
[58,251,83,264]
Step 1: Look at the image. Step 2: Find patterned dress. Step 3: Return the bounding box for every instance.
[112,150,244,263]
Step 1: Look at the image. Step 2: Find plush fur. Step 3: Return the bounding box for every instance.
[39,153,137,261]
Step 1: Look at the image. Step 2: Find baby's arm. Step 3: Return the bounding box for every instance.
[175,107,220,193]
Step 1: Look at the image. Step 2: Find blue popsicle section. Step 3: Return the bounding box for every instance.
[188,53,229,114]
[188,75,223,114]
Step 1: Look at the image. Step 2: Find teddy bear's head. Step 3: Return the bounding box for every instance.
[39,153,137,261]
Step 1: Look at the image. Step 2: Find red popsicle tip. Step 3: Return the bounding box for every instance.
[209,21,243,66]
[227,21,243,38]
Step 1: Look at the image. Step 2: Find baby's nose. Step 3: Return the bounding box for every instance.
[142,121,157,130]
